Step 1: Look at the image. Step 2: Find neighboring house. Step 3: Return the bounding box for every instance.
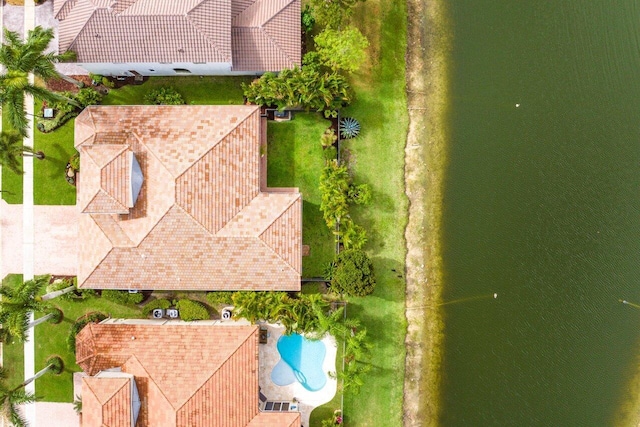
[75,105,302,291]
[76,321,301,426]
[54,0,301,76]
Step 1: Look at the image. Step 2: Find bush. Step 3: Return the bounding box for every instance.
[144,87,185,105]
[74,88,103,108]
[101,290,144,305]
[340,219,367,250]
[319,160,351,228]
[206,292,235,305]
[89,73,103,84]
[321,128,337,148]
[176,300,209,321]
[142,299,171,316]
[301,5,316,33]
[67,312,107,352]
[101,77,115,88]
[348,183,372,205]
[323,145,337,161]
[315,27,369,73]
[331,249,376,296]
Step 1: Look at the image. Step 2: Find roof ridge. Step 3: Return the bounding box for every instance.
[82,190,127,214]
[257,238,298,273]
[184,13,229,63]
[175,327,258,412]
[260,0,295,28]
[67,9,101,54]
[97,377,129,404]
[261,9,297,65]
[256,193,299,236]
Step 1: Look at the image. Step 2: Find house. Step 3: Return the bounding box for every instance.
[54,0,301,76]
[76,321,301,426]
[75,105,302,291]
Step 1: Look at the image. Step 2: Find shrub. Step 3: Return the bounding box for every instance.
[242,67,351,116]
[176,299,209,321]
[206,292,235,305]
[89,73,103,84]
[340,219,367,250]
[308,0,364,29]
[144,86,185,105]
[74,88,103,108]
[37,110,76,133]
[323,145,337,161]
[319,160,351,228]
[315,27,369,73]
[67,312,107,352]
[101,77,115,88]
[321,128,337,148]
[101,290,144,305]
[69,152,80,172]
[301,5,316,33]
[142,299,171,316]
[331,249,376,296]
[348,183,371,205]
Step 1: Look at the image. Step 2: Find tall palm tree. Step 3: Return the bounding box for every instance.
[0,356,63,427]
[0,131,44,174]
[0,276,61,343]
[0,366,36,427]
[0,26,79,137]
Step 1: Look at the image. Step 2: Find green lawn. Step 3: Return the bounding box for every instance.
[102,76,252,106]
[33,100,77,205]
[1,112,23,204]
[310,0,410,425]
[34,295,143,402]
[1,275,25,390]
[267,113,335,277]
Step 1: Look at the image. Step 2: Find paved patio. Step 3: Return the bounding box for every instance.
[1,201,79,276]
[259,324,338,427]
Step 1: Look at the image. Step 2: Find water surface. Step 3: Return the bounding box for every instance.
[441,1,640,425]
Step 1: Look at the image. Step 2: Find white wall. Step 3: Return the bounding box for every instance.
[77,61,238,77]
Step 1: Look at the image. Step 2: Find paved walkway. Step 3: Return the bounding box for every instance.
[1,201,79,276]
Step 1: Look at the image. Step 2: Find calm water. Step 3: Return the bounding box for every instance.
[441,1,640,425]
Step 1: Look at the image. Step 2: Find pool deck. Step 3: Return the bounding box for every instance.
[259,324,338,426]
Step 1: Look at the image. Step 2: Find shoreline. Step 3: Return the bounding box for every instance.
[403,0,451,425]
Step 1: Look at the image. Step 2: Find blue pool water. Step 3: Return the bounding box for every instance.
[271,333,327,392]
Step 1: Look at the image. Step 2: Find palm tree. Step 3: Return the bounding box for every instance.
[0,366,36,427]
[0,276,62,343]
[0,26,79,137]
[0,356,63,427]
[0,131,44,174]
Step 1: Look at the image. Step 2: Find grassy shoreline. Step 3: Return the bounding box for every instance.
[402,0,452,425]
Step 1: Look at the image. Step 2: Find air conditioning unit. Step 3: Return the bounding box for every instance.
[167,309,179,318]
[152,309,164,319]
[221,308,233,320]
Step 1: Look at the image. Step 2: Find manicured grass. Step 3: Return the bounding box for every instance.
[33,100,77,205]
[1,275,25,390]
[34,295,143,402]
[102,76,252,106]
[267,113,335,278]
[1,112,23,204]
[310,0,409,425]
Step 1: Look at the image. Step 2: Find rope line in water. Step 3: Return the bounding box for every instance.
[407,293,498,310]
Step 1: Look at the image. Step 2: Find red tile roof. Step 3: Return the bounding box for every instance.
[77,323,300,427]
[75,105,302,291]
[54,0,301,72]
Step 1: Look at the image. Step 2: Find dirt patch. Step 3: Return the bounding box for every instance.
[403,0,451,426]
[45,76,92,93]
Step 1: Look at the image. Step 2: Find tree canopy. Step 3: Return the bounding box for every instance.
[314,26,370,73]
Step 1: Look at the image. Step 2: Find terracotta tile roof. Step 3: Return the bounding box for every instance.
[82,376,131,427]
[75,106,302,291]
[76,323,300,427]
[54,0,301,71]
[232,0,301,72]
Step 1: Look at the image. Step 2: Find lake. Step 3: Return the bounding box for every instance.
[441,1,640,425]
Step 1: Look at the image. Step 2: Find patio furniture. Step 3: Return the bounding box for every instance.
[259,326,268,344]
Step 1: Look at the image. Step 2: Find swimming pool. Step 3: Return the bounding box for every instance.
[271,333,327,392]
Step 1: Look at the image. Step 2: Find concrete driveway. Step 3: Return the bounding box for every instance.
[1,201,78,276]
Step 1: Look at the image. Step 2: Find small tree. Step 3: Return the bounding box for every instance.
[314,27,369,73]
[331,249,376,296]
[319,160,351,228]
[308,0,365,29]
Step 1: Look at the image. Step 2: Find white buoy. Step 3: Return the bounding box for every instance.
[494,293,498,298]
